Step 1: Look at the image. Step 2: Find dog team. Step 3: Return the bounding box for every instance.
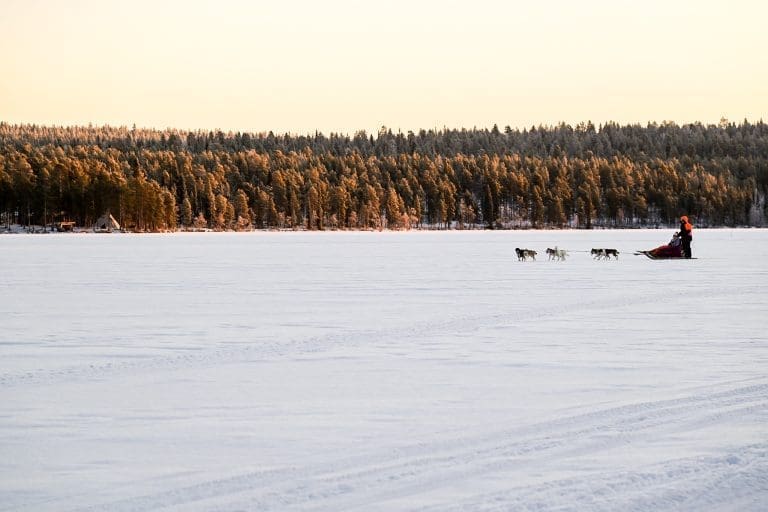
[515,247,619,261]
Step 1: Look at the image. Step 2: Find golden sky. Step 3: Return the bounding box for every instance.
[2,0,766,134]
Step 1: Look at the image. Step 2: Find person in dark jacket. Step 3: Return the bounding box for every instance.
[679,215,693,258]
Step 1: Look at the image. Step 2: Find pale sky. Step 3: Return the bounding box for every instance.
[2,0,766,135]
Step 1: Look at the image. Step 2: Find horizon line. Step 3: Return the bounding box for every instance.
[2,117,765,139]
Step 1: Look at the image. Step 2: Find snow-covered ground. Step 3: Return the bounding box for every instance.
[1,229,766,511]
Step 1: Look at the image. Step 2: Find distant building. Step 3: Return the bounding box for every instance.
[55,221,76,232]
[94,213,121,232]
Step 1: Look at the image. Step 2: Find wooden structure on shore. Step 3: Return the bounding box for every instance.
[55,221,76,232]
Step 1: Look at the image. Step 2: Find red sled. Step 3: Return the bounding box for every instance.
[635,232,696,259]
[635,245,684,259]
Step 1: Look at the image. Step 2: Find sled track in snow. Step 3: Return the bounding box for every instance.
[61,381,768,512]
[413,444,768,512]
[1,283,762,390]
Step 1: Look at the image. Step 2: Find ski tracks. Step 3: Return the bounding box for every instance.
[65,380,768,512]
[1,283,762,390]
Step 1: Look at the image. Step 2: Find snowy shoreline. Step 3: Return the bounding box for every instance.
[2,224,764,235]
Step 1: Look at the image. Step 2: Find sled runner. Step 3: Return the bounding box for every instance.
[634,250,697,260]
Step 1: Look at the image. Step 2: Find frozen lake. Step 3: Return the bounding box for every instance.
[1,229,767,511]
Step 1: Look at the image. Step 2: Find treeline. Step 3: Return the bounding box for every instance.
[1,120,766,231]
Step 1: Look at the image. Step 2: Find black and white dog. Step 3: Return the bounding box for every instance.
[516,248,537,261]
[546,247,568,261]
[591,248,619,260]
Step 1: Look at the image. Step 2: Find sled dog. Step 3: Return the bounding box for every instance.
[546,247,567,261]
[591,248,619,260]
[516,248,537,261]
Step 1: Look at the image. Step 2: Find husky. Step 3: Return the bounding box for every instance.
[591,248,619,260]
[515,248,537,261]
[547,247,568,261]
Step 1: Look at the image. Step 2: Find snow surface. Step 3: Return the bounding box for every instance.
[1,229,766,511]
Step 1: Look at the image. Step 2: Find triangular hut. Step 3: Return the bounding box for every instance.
[94,213,121,232]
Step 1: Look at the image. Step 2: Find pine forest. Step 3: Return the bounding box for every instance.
[1,120,767,232]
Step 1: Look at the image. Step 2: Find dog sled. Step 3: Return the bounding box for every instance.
[634,233,695,259]
[634,247,684,259]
